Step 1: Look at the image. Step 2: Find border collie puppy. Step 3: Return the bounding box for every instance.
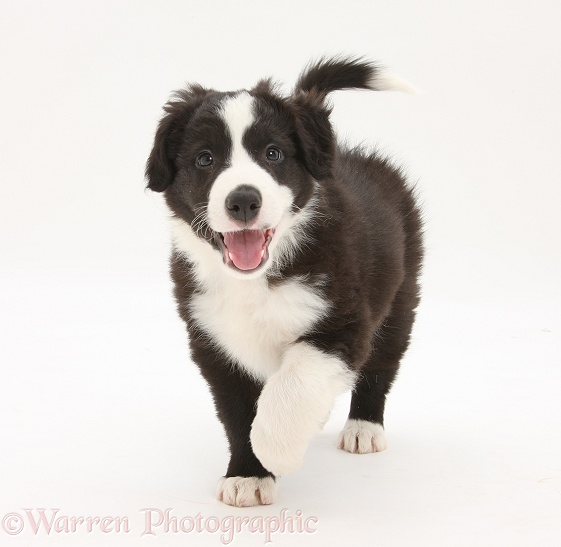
[146,57,423,507]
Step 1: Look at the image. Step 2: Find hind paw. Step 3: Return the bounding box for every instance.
[338,419,387,454]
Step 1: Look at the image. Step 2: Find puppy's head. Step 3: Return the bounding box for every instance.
[146,80,333,278]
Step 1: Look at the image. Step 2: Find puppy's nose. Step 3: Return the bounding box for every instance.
[225,185,262,224]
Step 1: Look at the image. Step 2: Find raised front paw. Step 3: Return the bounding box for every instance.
[338,419,387,454]
[250,342,352,475]
[217,476,277,507]
[250,412,307,476]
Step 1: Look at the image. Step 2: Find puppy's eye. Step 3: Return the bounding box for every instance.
[265,146,282,162]
[196,152,213,167]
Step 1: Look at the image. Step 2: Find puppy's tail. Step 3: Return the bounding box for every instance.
[294,56,415,97]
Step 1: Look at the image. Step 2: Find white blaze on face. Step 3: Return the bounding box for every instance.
[206,92,293,234]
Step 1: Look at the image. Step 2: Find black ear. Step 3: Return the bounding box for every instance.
[145,85,208,192]
[291,92,335,181]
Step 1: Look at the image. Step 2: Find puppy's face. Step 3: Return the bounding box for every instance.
[146,84,333,278]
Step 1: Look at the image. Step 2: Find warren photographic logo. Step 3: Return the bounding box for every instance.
[2,508,318,544]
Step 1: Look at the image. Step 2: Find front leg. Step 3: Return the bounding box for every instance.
[250,342,355,476]
[190,339,277,507]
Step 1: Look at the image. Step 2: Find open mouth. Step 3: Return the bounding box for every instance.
[214,228,275,272]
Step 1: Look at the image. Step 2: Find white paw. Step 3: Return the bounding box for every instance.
[250,413,306,476]
[338,419,387,454]
[217,476,277,507]
[250,342,355,476]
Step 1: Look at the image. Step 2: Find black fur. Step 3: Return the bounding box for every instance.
[295,56,379,96]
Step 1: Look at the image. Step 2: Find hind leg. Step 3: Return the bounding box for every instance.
[338,367,396,453]
[339,290,417,454]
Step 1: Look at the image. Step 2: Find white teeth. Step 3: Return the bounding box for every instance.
[228,252,234,262]
[261,250,265,258]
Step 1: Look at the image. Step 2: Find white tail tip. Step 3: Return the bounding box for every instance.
[369,71,419,94]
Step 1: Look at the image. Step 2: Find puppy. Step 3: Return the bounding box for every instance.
[146,57,423,507]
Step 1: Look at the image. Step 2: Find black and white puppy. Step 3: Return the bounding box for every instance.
[146,57,423,507]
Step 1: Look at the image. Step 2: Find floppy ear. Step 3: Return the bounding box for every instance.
[145,85,208,192]
[290,91,335,181]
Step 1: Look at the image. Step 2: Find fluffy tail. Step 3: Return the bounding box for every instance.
[294,56,415,96]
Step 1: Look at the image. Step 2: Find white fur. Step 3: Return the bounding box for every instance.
[338,419,387,454]
[368,70,418,94]
[250,343,356,475]
[217,476,277,507]
[207,93,293,234]
[187,268,329,381]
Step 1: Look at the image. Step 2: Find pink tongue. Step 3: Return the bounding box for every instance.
[223,230,266,271]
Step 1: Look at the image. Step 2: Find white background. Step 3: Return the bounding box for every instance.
[1,1,560,545]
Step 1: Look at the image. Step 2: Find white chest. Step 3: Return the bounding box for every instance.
[189,276,329,381]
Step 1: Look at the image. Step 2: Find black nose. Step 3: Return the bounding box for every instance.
[225,185,262,224]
